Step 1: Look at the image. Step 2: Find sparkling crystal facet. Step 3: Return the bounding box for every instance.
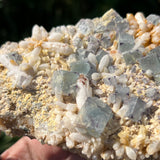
[77,97,113,137]
[51,70,79,96]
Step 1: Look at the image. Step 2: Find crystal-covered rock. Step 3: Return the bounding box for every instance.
[118,32,135,53]
[147,14,160,25]
[77,97,113,137]
[70,60,91,75]
[51,70,79,96]
[123,49,142,65]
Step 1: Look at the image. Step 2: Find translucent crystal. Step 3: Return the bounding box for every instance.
[7,52,23,65]
[139,52,160,74]
[153,74,160,84]
[102,9,123,31]
[125,96,146,121]
[102,9,123,23]
[123,49,142,65]
[51,70,79,96]
[76,48,89,60]
[77,97,113,137]
[116,20,129,32]
[147,14,160,25]
[104,76,117,86]
[100,32,113,49]
[70,60,91,75]
[145,88,160,100]
[96,49,109,63]
[149,46,160,59]
[115,85,130,99]
[87,36,100,54]
[118,32,135,53]
[76,19,94,35]
[101,9,129,32]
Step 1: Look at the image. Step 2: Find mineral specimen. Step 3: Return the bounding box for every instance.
[0,8,160,160]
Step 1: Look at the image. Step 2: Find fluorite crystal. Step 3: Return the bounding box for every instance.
[7,52,23,65]
[51,70,79,96]
[104,76,117,86]
[147,14,160,25]
[76,19,94,35]
[118,32,135,53]
[70,60,91,75]
[87,36,100,54]
[96,49,109,63]
[124,96,146,121]
[123,49,142,65]
[139,52,160,74]
[77,97,113,137]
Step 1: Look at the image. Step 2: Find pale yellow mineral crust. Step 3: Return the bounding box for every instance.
[0,9,160,160]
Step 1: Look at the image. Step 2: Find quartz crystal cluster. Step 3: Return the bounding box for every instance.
[0,9,160,160]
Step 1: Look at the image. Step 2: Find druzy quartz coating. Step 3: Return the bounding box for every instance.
[1,8,160,160]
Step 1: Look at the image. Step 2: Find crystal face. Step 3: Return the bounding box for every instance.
[51,70,79,96]
[147,14,160,25]
[125,96,146,121]
[70,60,91,76]
[7,52,23,65]
[87,36,100,54]
[115,85,130,98]
[96,49,109,63]
[118,32,135,53]
[139,52,160,74]
[123,49,142,65]
[76,19,94,35]
[77,97,113,137]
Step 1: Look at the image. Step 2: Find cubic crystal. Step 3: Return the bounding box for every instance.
[147,14,160,25]
[118,32,135,53]
[7,52,23,65]
[70,60,91,75]
[125,96,146,121]
[77,97,113,137]
[139,53,160,74]
[123,49,142,65]
[76,19,94,35]
[51,70,79,96]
